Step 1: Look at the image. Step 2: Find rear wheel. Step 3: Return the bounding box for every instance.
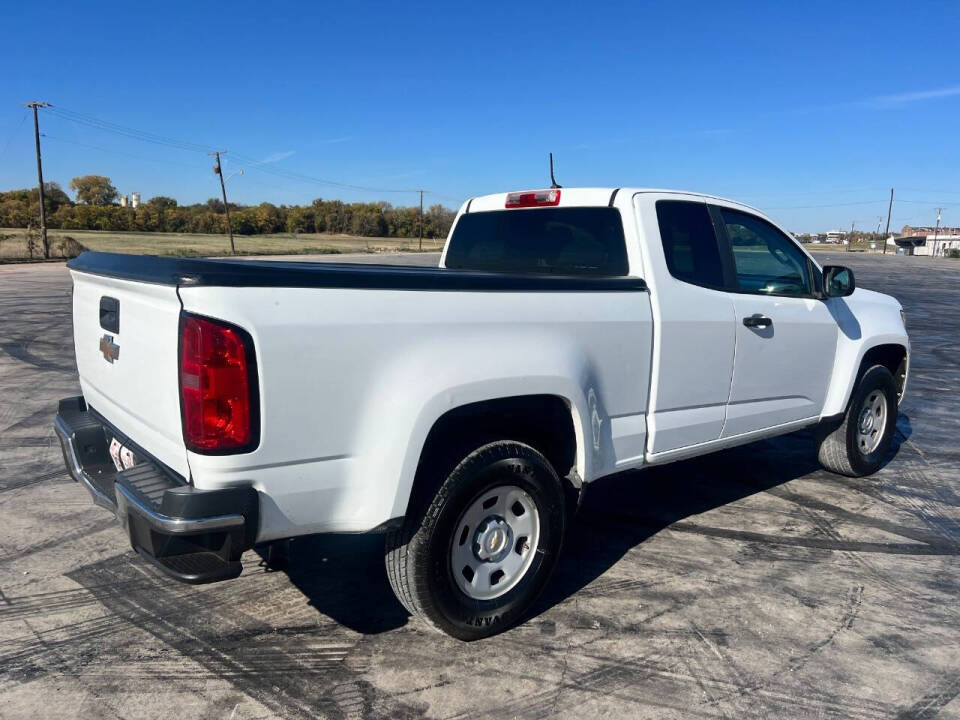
[817,365,897,477]
[385,440,566,640]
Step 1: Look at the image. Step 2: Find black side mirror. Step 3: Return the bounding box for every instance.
[822,265,855,298]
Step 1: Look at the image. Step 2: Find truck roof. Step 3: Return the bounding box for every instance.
[463,187,764,216]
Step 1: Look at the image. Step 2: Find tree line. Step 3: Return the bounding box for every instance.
[0,175,456,239]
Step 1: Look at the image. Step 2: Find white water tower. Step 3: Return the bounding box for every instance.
[131,192,141,208]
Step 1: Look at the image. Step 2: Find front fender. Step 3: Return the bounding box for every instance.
[820,288,909,417]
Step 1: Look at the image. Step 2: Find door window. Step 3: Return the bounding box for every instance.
[720,208,811,296]
[655,200,724,288]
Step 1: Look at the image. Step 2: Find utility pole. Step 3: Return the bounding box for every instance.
[883,188,894,254]
[932,208,942,258]
[210,151,235,254]
[24,102,51,259]
[846,220,855,252]
[418,189,424,251]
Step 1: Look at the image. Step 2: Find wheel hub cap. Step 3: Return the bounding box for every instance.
[856,390,887,455]
[473,516,513,563]
[450,485,541,601]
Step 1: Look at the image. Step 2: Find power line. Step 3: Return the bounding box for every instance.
[897,187,960,196]
[762,200,883,210]
[42,134,206,170]
[226,150,423,194]
[45,105,426,196]
[0,111,28,161]
[738,186,887,200]
[45,106,211,153]
[893,198,960,206]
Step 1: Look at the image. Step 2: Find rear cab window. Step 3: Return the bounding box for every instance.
[654,200,725,288]
[445,207,629,276]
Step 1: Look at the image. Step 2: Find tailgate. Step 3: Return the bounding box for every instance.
[70,269,189,478]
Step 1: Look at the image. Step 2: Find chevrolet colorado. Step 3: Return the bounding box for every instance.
[55,187,909,639]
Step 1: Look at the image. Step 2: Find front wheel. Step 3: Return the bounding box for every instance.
[385,441,566,640]
[817,364,897,477]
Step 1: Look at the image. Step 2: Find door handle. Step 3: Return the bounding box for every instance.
[743,314,772,329]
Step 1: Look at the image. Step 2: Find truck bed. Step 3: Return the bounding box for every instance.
[67,250,653,540]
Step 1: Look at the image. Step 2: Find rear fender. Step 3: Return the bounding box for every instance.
[348,334,598,523]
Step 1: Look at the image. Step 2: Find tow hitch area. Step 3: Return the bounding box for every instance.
[54,396,259,584]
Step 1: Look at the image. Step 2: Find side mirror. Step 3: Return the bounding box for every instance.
[822,265,855,298]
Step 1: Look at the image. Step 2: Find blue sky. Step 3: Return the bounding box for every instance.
[1,0,959,232]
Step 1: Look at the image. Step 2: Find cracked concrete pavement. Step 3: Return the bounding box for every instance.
[0,252,957,719]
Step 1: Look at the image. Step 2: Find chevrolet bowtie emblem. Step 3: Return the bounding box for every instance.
[99,334,120,364]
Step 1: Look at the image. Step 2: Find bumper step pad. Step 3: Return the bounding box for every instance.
[54,396,259,584]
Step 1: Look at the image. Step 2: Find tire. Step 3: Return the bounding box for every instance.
[817,364,897,477]
[385,440,566,640]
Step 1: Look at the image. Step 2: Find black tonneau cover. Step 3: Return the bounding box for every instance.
[67,252,647,292]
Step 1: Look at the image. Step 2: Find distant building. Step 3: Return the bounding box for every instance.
[893,234,960,256]
[118,192,141,209]
[824,230,847,244]
[901,225,960,237]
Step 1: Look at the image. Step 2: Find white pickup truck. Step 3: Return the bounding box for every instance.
[55,187,909,639]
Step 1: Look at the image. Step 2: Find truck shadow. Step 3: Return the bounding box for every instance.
[255,533,411,634]
[263,413,910,635]
[531,413,912,619]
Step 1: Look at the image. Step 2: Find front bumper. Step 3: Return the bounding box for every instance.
[54,396,259,584]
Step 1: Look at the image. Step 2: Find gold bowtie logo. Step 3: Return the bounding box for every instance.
[99,334,120,364]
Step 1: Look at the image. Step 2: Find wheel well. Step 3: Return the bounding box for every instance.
[405,395,578,518]
[860,343,908,400]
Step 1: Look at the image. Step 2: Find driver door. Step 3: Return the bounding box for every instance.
[714,205,838,437]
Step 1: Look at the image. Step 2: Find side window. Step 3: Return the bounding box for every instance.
[719,208,811,296]
[655,200,724,288]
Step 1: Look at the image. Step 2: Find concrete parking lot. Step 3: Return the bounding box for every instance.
[0,252,957,719]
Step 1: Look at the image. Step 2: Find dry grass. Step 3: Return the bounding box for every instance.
[0,228,444,261]
[805,242,891,254]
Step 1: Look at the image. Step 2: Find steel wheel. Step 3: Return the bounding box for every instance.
[856,389,887,455]
[450,484,541,601]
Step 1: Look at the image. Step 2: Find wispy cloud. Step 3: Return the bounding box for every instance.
[865,85,960,108]
[323,136,351,145]
[260,150,296,164]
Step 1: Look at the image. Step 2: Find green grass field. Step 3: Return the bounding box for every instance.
[0,227,445,261]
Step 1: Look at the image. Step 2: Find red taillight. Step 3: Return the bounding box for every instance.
[505,189,561,208]
[179,314,257,453]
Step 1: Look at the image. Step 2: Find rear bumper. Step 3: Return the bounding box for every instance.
[54,396,259,583]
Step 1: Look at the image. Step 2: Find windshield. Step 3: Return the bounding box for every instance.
[445,207,629,276]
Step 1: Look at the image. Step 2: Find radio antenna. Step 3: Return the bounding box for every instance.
[549,152,562,188]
